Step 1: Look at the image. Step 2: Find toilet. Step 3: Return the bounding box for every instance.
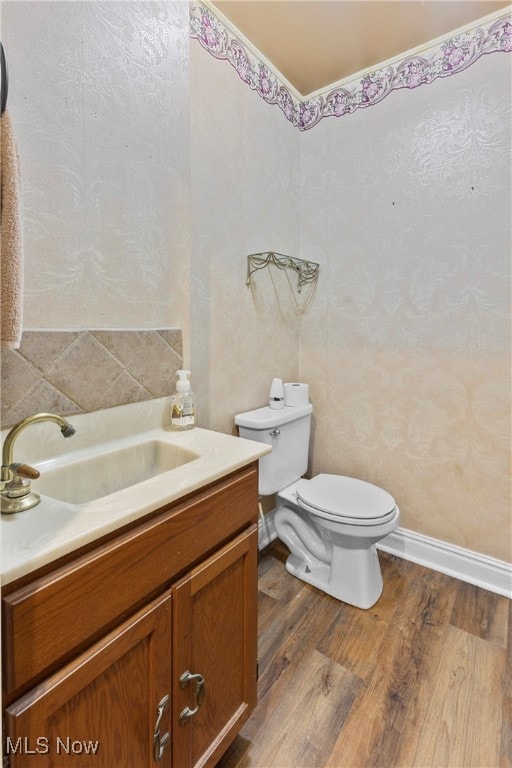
[235,402,399,609]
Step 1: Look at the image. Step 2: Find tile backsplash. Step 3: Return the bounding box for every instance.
[1,329,182,428]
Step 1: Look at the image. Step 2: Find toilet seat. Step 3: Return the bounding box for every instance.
[296,474,397,526]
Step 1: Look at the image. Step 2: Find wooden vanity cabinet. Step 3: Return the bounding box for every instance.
[4,592,174,768]
[2,464,259,768]
[172,530,257,768]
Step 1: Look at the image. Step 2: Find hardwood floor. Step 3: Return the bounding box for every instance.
[217,541,511,768]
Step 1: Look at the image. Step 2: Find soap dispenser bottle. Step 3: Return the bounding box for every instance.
[171,370,195,430]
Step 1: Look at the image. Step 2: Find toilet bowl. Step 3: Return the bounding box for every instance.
[275,475,400,608]
[234,400,399,609]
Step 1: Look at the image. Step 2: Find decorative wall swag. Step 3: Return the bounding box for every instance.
[190,3,512,131]
[246,253,319,293]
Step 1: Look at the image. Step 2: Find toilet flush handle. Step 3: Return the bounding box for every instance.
[269,428,280,438]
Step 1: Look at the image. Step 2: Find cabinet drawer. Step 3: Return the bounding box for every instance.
[2,465,258,700]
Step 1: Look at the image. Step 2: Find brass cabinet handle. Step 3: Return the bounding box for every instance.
[153,694,170,762]
[179,670,205,722]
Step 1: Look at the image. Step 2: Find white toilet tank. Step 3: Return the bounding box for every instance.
[235,404,312,495]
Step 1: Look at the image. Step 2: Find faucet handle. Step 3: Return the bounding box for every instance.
[1,462,42,514]
[10,462,40,480]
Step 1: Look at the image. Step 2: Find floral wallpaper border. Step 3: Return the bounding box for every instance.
[190,2,512,131]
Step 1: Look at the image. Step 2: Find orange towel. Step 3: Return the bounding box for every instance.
[1,110,23,349]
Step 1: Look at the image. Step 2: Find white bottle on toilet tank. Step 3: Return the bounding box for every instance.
[269,378,285,409]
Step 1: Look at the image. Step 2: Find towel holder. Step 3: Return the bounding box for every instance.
[246,252,319,293]
[1,42,8,115]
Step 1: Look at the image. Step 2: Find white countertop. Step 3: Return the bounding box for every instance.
[1,399,270,585]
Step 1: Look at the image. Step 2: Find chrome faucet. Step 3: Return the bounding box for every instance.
[1,413,76,514]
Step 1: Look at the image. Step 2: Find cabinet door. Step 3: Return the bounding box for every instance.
[4,592,172,768]
[172,526,258,768]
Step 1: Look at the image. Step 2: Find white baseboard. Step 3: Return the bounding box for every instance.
[377,527,512,598]
[259,513,512,598]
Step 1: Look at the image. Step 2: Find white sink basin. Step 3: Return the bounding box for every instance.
[1,398,273,586]
[33,439,200,505]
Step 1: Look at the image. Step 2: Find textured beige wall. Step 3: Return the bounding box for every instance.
[3,2,301,439]
[2,1,191,333]
[190,43,302,433]
[300,53,511,562]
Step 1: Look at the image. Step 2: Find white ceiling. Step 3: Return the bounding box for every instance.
[212,1,510,95]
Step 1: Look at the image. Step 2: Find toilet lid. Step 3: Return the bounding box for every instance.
[296,474,396,522]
